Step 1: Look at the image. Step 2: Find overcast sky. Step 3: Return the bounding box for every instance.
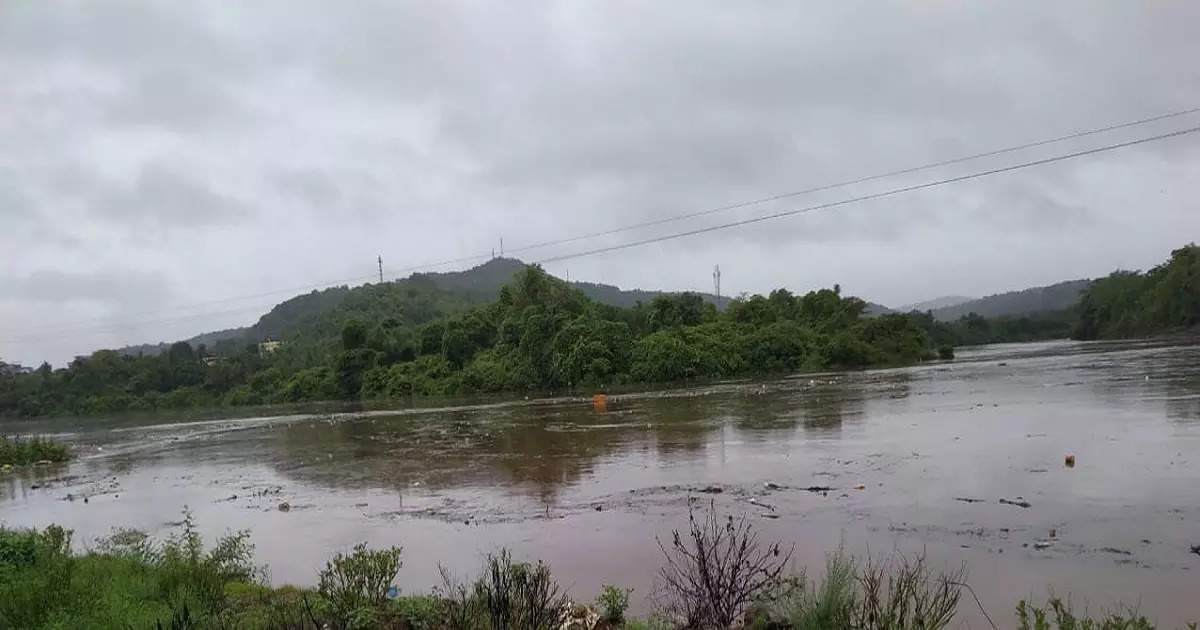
[3,1,1200,366]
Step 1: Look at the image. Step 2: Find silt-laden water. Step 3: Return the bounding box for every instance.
[3,339,1199,626]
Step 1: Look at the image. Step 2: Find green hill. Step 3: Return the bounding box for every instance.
[120,258,739,357]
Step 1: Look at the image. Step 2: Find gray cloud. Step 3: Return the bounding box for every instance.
[2,0,1200,366]
[1,269,170,305]
[91,160,248,230]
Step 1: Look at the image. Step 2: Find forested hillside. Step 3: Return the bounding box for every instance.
[117,258,732,357]
[0,266,936,417]
[1074,244,1200,339]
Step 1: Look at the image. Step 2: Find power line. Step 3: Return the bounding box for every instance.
[533,124,1200,265]
[2,252,498,344]
[16,251,494,336]
[1,302,287,344]
[507,104,1200,256]
[8,106,1198,341]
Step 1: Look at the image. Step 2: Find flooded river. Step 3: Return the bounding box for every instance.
[3,339,1199,626]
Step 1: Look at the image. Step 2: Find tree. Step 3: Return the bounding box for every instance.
[342,320,368,350]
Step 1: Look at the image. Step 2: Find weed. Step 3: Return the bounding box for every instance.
[751,548,857,630]
[1017,597,1198,630]
[852,552,962,630]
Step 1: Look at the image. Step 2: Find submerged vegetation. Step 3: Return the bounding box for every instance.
[0,434,70,466]
[1,503,1194,629]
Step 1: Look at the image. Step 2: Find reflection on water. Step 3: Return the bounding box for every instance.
[2,338,1200,627]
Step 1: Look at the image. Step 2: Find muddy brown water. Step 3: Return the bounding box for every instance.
[3,339,1200,626]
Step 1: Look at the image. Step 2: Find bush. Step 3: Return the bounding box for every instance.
[474,549,567,630]
[434,564,484,630]
[655,500,792,629]
[596,584,632,623]
[318,543,403,626]
[391,594,443,629]
[937,345,955,360]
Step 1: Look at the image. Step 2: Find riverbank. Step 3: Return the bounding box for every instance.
[3,508,1193,630]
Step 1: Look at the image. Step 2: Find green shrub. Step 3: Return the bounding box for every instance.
[391,594,443,629]
[318,542,403,625]
[937,344,955,360]
[596,584,632,623]
[0,525,73,628]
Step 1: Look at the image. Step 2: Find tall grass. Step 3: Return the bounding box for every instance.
[0,508,255,629]
[0,434,70,466]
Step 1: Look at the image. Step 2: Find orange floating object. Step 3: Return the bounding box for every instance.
[592,393,608,413]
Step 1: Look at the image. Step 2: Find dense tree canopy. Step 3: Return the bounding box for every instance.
[0,265,947,418]
[1074,244,1200,339]
[23,241,1197,420]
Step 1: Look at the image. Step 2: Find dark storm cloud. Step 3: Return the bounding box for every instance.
[2,0,1200,366]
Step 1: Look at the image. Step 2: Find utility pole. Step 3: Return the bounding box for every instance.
[499,237,504,257]
[713,265,721,306]
[378,255,383,283]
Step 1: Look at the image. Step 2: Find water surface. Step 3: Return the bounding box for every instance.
[3,339,1199,626]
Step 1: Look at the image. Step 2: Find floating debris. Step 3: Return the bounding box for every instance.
[999,498,1032,508]
[955,497,987,503]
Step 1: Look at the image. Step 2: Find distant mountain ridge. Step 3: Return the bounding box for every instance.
[927,279,1089,320]
[898,295,975,313]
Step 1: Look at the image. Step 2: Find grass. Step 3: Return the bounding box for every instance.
[1017,598,1199,630]
[0,434,71,467]
[1,506,1196,629]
